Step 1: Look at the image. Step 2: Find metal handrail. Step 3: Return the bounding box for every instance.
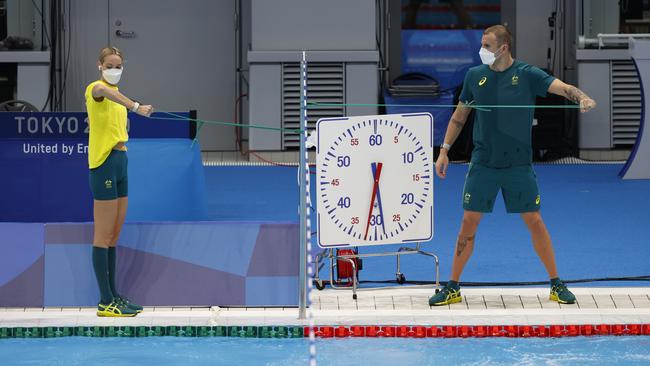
[579,33,650,49]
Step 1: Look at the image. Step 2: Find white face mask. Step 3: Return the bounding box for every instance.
[479,47,497,65]
[101,68,122,85]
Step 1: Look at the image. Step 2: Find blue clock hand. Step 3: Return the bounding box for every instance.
[364,162,383,240]
[371,162,387,237]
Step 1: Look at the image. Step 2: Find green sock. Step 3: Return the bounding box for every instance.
[92,247,114,304]
[108,247,120,299]
[447,280,460,290]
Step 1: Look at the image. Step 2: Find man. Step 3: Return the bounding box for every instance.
[429,25,596,306]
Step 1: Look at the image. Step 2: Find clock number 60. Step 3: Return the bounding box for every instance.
[368,134,383,146]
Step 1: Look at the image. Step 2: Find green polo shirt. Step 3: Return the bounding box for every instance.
[459,60,555,168]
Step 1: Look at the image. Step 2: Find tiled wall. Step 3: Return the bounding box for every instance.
[0,222,299,307]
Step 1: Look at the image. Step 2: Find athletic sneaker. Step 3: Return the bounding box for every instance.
[549,280,576,304]
[429,285,462,306]
[115,296,143,313]
[97,300,138,317]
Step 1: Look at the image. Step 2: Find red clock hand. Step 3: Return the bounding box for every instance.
[364,162,383,240]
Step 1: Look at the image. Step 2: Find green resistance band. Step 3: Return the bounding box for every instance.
[148,111,304,148]
[148,101,581,147]
[150,111,303,133]
[307,101,582,110]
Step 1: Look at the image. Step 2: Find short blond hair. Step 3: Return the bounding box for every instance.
[98,46,123,63]
[484,25,512,51]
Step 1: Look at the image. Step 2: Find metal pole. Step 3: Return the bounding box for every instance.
[298,51,308,320]
[298,51,317,366]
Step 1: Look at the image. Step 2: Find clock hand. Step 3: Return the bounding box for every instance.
[364,162,383,240]
[371,162,387,237]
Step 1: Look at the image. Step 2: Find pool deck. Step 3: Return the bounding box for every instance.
[1,287,649,328]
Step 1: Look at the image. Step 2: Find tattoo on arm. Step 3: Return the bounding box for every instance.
[456,235,475,256]
[566,86,590,104]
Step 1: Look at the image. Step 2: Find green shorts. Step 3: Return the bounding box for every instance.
[462,163,540,213]
[89,150,128,200]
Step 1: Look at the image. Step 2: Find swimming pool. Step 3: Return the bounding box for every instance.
[1,336,649,366]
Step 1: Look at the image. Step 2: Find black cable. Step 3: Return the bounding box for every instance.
[48,0,57,111]
[52,0,60,111]
[580,0,584,36]
[40,0,44,50]
[314,276,650,287]
[551,0,558,75]
[53,0,61,111]
[32,0,54,111]
[58,0,72,111]
[30,0,52,48]
[56,0,64,111]
[375,0,386,91]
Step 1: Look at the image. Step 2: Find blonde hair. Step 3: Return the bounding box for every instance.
[484,25,513,51]
[98,46,123,63]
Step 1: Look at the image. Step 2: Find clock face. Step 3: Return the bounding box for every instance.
[316,113,434,248]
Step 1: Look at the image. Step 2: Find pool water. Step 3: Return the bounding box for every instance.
[1,336,649,366]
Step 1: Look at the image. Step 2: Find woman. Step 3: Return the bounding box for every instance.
[86,46,153,317]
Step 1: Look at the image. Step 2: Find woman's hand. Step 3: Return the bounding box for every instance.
[136,104,154,117]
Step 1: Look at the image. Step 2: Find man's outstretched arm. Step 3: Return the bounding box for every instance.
[548,79,597,113]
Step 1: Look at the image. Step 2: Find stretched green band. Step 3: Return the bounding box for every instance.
[147,101,579,144]
[307,101,581,110]
[150,111,304,134]
[148,111,304,148]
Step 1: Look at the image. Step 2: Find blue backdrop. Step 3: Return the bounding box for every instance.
[0,111,206,222]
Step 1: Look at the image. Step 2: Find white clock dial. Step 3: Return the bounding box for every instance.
[316,113,434,247]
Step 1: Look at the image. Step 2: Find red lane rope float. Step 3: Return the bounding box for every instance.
[350,326,365,337]
[303,324,650,338]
